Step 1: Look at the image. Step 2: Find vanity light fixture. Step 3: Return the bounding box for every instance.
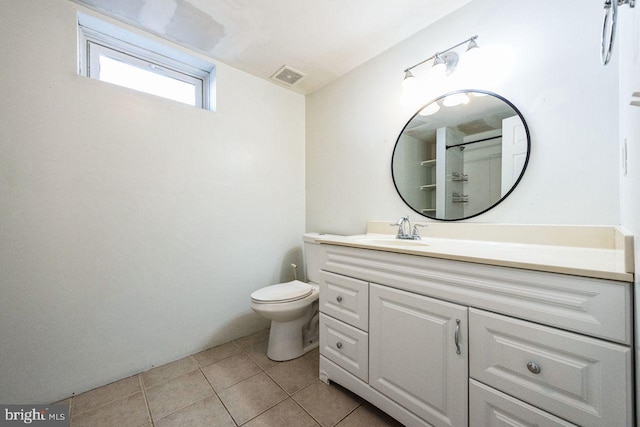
[401,35,479,97]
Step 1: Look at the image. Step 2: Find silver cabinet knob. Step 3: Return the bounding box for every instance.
[527,362,541,374]
[336,296,343,303]
[336,342,343,349]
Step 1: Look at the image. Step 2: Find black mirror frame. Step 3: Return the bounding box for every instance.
[391,89,531,221]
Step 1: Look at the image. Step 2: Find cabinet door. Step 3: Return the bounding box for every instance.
[369,283,468,427]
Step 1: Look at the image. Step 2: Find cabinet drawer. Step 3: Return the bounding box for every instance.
[470,379,577,427]
[319,313,368,382]
[469,309,632,427]
[319,270,368,331]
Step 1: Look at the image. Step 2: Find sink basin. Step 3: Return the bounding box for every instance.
[349,236,429,247]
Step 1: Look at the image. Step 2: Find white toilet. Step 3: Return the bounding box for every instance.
[250,234,321,361]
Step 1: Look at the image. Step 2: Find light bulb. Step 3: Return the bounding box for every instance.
[400,70,419,106]
[442,93,470,107]
[402,70,416,90]
[418,102,440,116]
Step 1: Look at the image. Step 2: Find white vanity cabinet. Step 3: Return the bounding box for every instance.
[317,243,634,427]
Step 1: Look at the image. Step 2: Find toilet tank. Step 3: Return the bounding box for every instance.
[303,233,322,284]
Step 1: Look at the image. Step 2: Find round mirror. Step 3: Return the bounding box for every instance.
[392,90,530,221]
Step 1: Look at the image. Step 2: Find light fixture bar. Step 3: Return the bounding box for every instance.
[403,35,478,73]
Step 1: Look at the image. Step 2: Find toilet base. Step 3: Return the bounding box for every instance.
[267,315,319,361]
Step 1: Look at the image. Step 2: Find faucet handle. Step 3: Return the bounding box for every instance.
[389,221,403,237]
[412,224,427,239]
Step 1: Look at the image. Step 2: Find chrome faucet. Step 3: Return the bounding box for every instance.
[391,216,427,240]
[391,216,411,239]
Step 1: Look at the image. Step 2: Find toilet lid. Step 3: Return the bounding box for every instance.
[251,280,313,303]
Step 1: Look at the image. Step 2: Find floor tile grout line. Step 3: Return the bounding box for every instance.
[239,345,266,371]
[194,352,243,370]
[238,343,329,424]
[198,364,239,427]
[152,392,233,426]
[200,348,265,393]
[149,393,218,424]
[262,349,321,396]
[68,396,75,421]
[332,403,363,427]
[139,356,203,390]
[263,373,288,396]
[258,358,292,397]
[263,367,317,397]
[292,379,364,427]
[147,369,217,423]
[68,375,144,418]
[137,374,155,427]
[143,367,201,390]
[236,393,289,427]
[241,346,280,372]
[221,345,293,426]
[140,356,216,424]
[214,369,265,394]
[289,389,323,427]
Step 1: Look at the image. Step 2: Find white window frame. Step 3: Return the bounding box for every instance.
[78,13,215,110]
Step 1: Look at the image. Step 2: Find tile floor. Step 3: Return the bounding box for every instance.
[55,329,403,426]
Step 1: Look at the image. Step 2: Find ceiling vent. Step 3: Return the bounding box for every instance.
[271,65,307,86]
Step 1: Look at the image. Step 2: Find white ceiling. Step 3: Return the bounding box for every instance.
[73,0,471,94]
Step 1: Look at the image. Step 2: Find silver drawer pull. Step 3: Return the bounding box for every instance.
[454,319,461,355]
[527,362,541,374]
[336,342,343,349]
[336,296,343,303]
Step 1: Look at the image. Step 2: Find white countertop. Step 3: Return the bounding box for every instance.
[312,223,634,282]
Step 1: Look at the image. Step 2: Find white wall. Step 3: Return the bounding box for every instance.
[617,3,640,418]
[306,0,620,234]
[0,1,305,403]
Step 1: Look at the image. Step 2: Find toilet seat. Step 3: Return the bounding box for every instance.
[251,280,312,304]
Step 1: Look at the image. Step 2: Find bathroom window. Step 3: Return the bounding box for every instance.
[78,13,216,110]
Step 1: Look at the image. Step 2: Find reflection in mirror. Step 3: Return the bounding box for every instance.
[392,90,530,221]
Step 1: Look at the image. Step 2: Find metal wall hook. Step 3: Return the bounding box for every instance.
[601,0,635,65]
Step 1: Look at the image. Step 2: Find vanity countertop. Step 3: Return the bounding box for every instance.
[312,222,634,282]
